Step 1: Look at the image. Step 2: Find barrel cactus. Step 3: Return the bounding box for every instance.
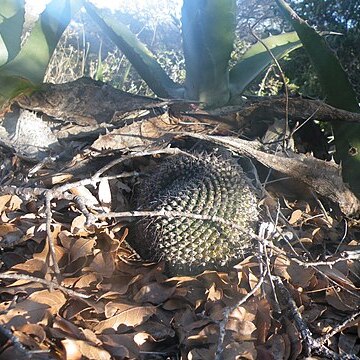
[131,152,259,275]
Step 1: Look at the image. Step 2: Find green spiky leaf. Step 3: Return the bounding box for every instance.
[229,31,302,96]
[275,0,358,112]
[0,0,25,66]
[0,0,82,108]
[84,1,182,98]
[275,0,360,198]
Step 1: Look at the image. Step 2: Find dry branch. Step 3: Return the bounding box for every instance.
[272,276,359,360]
[0,324,31,359]
[0,273,91,299]
[180,132,360,216]
[13,78,360,128]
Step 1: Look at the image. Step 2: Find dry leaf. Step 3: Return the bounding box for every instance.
[227,319,257,341]
[133,282,176,304]
[71,215,91,236]
[18,323,46,342]
[95,303,156,331]
[0,194,11,212]
[222,341,257,360]
[62,339,111,360]
[42,173,73,186]
[326,287,360,311]
[29,290,67,314]
[11,258,48,276]
[273,255,291,281]
[69,237,96,262]
[0,299,49,326]
[70,186,99,207]
[207,283,223,301]
[317,265,355,288]
[87,252,115,278]
[0,223,18,236]
[338,333,359,356]
[288,209,303,224]
[9,195,23,210]
[100,334,139,358]
[287,262,315,289]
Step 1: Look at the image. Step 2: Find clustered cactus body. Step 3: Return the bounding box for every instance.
[132,152,258,275]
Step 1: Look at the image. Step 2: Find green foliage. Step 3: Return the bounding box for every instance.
[0,0,24,66]
[85,0,303,108]
[229,31,301,97]
[276,0,360,196]
[276,0,358,112]
[94,40,104,81]
[181,0,236,107]
[287,0,360,98]
[84,2,182,99]
[1,1,307,107]
[289,0,360,31]
[0,0,82,107]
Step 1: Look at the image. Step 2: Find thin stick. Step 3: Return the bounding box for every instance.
[317,309,360,347]
[92,148,191,179]
[0,324,31,359]
[214,269,266,360]
[0,272,91,299]
[93,209,256,233]
[250,23,290,149]
[272,276,359,360]
[45,192,60,278]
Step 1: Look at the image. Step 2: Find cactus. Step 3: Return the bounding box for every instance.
[132,152,258,275]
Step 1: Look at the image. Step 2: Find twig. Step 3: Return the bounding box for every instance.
[214,269,266,360]
[0,272,91,299]
[258,223,281,312]
[0,150,189,278]
[310,189,333,224]
[92,148,192,179]
[257,65,275,96]
[44,171,140,198]
[93,209,255,233]
[44,191,60,278]
[317,309,360,347]
[0,172,139,201]
[272,276,359,360]
[73,195,97,225]
[0,323,31,359]
[250,24,290,149]
[289,104,321,137]
[334,218,348,255]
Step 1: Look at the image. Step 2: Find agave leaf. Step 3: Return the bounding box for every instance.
[84,2,183,98]
[276,0,360,196]
[0,0,25,66]
[0,0,82,108]
[275,0,359,112]
[182,0,236,107]
[275,0,360,198]
[229,31,302,96]
[1,0,82,84]
[94,40,104,81]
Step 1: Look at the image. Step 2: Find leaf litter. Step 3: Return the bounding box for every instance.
[0,109,359,360]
